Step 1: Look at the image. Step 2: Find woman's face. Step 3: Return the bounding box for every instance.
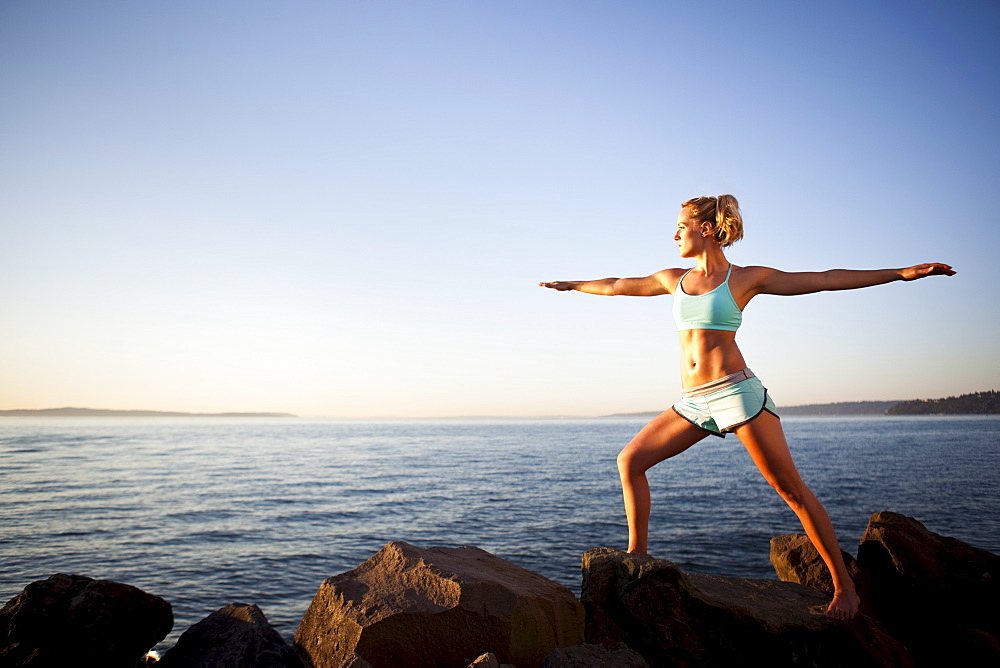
[674,207,708,258]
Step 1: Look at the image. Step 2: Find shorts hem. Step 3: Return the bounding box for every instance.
[671,405,726,438]
[719,390,780,434]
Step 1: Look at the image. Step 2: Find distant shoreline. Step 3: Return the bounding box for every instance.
[600,403,898,419]
[2,391,996,419]
[604,391,998,418]
[0,408,297,418]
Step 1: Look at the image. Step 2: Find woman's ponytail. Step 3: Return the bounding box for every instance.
[713,194,743,247]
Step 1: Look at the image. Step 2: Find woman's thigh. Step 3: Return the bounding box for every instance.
[733,411,806,490]
[619,409,710,473]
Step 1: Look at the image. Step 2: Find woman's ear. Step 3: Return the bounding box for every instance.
[700,221,715,238]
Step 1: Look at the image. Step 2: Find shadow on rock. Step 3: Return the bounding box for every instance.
[0,573,172,667]
[583,548,910,668]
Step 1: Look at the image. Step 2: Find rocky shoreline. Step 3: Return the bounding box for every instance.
[2,511,997,667]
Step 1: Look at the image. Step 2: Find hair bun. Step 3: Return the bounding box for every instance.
[682,195,744,247]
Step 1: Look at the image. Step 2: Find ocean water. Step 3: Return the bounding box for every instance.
[1,416,998,652]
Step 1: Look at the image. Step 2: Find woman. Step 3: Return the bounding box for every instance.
[540,194,954,620]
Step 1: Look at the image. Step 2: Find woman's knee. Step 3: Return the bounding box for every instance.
[616,447,634,475]
[617,444,645,477]
[768,477,808,509]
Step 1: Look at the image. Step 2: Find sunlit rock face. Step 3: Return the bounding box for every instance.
[294,541,585,668]
[770,533,860,596]
[581,548,910,668]
[0,573,172,667]
[158,602,302,667]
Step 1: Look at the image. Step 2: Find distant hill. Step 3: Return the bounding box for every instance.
[887,391,998,415]
[0,407,297,418]
[602,411,663,419]
[603,391,998,418]
[603,402,898,418]
[778,401,899,416]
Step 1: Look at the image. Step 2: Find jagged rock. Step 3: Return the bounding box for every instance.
[466,651,514,667]
[157,602,302,667]
[582,548,910,668]
[0,573,172,667]
[542,642,648,667]
[770,533,860,596]
[856,511,1000,666]
[294,541,584,668]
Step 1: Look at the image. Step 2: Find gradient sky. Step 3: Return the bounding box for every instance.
[2,1,998,417]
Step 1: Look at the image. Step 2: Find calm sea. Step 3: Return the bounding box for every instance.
[1,416,997,651]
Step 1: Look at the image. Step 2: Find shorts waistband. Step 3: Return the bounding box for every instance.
[682,368,756,398]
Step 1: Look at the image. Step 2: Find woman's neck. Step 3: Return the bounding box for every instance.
[690,249,730,275]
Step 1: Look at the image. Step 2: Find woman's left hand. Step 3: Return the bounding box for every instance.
[900,263,956,280]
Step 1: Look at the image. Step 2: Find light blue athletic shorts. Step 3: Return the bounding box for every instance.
[672,369,778,438]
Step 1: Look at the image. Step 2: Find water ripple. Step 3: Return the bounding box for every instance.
[0,415,996,651]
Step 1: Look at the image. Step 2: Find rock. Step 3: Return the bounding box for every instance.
[466,652,499,668]
[581,548,910,668]
[294,541,585,668]
[157,602,302,667]
[0,572,172,667]
[770,533,860,596]
[466,651,514,668]
[541,642,648,667]
[856,511,1000,666]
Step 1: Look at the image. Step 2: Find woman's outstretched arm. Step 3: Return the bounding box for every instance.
[540,269,678,296]
[747,263,955,297]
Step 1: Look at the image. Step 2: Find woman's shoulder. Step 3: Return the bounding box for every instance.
[653,267,692,291]
[729,265,782,294]
[732,264,780,279]
[732,264,778,272]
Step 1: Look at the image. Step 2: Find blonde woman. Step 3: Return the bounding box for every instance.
[540,195,954,619]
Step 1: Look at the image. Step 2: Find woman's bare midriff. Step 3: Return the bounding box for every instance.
[678,330,747,387]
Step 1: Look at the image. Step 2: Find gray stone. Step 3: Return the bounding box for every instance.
[158,602,302,667]
[0,573,172,667]
[294,541,584,668]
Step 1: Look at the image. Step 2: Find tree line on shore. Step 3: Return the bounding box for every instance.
[886,390,998,415]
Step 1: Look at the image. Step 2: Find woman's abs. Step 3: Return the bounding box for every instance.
[678,331,747,387]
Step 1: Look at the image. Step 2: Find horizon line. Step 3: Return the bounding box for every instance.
[1,391,996,420]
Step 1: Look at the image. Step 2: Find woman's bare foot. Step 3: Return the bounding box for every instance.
[826,588,861,620]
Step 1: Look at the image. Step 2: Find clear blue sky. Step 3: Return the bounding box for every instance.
[2,1,997,417]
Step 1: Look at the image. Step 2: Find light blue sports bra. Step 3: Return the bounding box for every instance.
[672,264,743,332]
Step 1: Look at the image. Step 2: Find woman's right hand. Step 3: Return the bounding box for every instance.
[539,281,579,291]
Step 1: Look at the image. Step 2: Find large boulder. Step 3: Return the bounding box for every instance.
[158,603,302,667]
[856,511,1000,665]
[0,573,172,667]
[770,533,860,597]
[582,548,910,668]
[294,541,585,668]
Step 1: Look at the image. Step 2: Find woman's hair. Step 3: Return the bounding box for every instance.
[682,194,743,247]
